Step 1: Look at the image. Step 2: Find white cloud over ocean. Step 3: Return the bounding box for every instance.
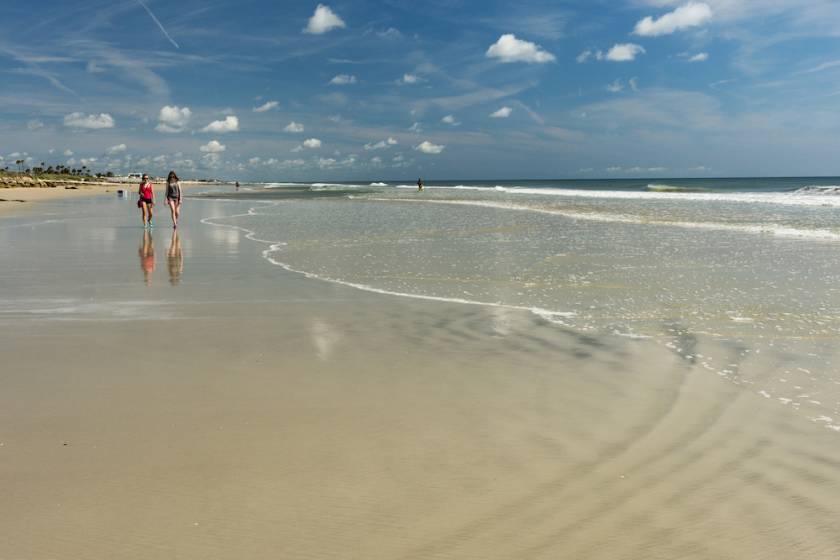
[634,2,713,36]
[202,116,239,133]
[156,105,191,133]
[200,140,226,153]
[490,106,513,118]
[253,101,279,112]
[63,112,115,129]
[486,34,555,63]
[415,140,444,154]
[604,43,646,62]
[364,137,397,150]
[304,4,346,34]
[330,74,357,85]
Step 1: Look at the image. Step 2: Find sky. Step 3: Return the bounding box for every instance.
[2,0,840,181]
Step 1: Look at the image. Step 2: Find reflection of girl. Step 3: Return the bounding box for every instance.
[165,170,182,229]
[139,230,155,285]
[167,230,183,285]
[138,174,155,228]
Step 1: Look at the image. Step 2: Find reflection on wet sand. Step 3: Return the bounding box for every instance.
[167,230,183,285]
[138,229,155,285]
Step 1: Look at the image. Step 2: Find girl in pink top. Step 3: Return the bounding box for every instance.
[138,174,155,228]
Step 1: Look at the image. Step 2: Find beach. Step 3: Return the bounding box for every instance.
[2,184,840,559]
[0,180,210,215]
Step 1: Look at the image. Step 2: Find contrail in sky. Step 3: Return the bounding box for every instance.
[135,0,180,49]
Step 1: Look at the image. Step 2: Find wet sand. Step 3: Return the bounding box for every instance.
[1,194,839,559]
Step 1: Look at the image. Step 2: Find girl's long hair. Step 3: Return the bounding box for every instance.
[167,170,179,183]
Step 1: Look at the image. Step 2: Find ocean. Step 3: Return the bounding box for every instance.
[201,177,840,431]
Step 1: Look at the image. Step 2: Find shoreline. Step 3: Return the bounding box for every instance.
[0,180,220,215]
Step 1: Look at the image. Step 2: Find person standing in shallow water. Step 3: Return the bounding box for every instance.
[165,170,182,229]
[417,177,423,191]
[138,173,155,228]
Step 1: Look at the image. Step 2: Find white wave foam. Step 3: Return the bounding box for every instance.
[369,182,388,187]
[365,197,840,241]
[310,182,365,189]
[392,183,840,208]
[794,185,840,195]
[263,182,303,188]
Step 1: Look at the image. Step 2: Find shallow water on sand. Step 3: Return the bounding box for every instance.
[208,190,840,434]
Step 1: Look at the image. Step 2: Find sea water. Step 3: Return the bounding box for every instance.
[203,177,840,431]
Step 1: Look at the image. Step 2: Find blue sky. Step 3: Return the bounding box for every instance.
[2,0,840,180]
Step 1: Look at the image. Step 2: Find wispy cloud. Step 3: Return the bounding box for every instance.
[135,0,179,48]
[63,112,115,129]
[634,2,713,36]
[330,74,357,85]
[794,59,840,75]
[253,100,279,112]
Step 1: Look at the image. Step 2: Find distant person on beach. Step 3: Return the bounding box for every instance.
[138,174,155,228]
[165,170,182,229]
[139,229,155,284]
[235,181,240,191]
[417,177,423,191]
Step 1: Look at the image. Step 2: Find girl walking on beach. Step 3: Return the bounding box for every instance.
[138,174,155,228]
[165,170,182,229]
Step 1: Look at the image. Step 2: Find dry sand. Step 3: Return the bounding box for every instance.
[1,194,839,559]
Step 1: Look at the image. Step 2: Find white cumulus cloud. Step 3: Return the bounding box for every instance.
[200,140,226,153]
[303,138,322,149]
[107,143,127,154]
[415,140,444,154]
[399,73,422,84]
[27,120,44,130]
[441,115,457,124]
[330,74,357,85]
[689,52,709,61]
[490,106,513,118]
[63,112,115,129]
[634,2,713,36]
[304,4,346,34]
[486,34,555,63]
[284,121,305,133]
[604,43,646,62]
[253,101,279,112]
[202,115,239,133]
[63,149,74,157]
[156,105,191,133]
